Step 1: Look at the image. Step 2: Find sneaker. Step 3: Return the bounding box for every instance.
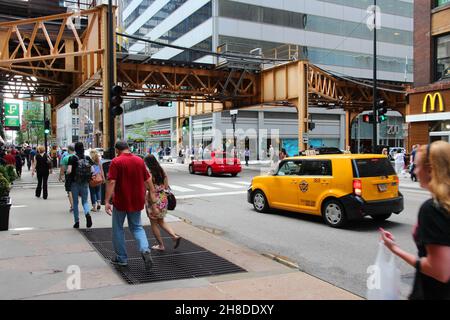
[90,207,97,212]
[97,204,101,211]
[142,251,153,270]
[111,257,128,267]
[86,214,92,228]
[73,222,79,229]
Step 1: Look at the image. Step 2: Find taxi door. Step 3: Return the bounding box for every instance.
[297,160,333,215]
[268,160,302,212]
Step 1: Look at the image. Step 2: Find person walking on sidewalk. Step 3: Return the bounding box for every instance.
[105,141,154,269]
[67,142,92,229]
[244,148,250,166]
[89,149,104,212]
[32,145,52,199]
[380,141,450,299]
[14,149,24,178]
[394,149,405,177]
[144,154,181,251]
[59,144,75,214]
[23,145,31,171]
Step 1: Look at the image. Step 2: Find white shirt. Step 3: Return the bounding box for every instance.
[394,153,405,164]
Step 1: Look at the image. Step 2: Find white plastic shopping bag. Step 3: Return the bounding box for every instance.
[366,242,401,300]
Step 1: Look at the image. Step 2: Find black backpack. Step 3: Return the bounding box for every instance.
[74,156,92,183]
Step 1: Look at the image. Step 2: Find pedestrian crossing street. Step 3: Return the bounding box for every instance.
[170,181,250,194]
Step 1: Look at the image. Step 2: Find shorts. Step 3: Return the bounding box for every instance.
[64,176,72,193]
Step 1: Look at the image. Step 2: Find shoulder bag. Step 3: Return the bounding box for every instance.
[166,187,176,211]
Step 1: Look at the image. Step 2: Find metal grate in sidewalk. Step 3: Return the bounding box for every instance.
[79,227,246,285]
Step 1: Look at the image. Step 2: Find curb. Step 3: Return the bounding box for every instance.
[261,253,299,269]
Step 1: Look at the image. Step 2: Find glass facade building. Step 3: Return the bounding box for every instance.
[120,0,413,156]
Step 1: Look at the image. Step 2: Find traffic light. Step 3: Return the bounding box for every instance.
[44,119,50,134]
[111,85,123,116]
[157,101,172,107]
[308,122,316,131]
[376,99,388,122]
[362,114,374,123]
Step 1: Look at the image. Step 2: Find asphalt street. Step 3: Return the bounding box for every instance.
[163,164,429,299]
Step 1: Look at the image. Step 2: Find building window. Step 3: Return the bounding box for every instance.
[436,0,450,8]
[436,34,450,81]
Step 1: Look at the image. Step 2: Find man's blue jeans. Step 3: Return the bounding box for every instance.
[112,208,150,263]
[71,181,90,223]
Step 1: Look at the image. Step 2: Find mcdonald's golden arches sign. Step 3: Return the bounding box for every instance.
[422,92,445,113]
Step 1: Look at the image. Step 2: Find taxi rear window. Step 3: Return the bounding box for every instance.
[353,158,395,177]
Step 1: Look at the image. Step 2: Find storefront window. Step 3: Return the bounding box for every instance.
[436,34,450,81]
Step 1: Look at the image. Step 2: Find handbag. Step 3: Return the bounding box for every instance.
[89,173,104,188]
[166,188,176,211]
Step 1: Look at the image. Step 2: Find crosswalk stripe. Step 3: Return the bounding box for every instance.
[188,184,221,190]
[233,181,251,186]
[170,185,195,193]
[212,182,246,189]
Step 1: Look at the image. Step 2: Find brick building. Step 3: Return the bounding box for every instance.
[406,0,450,149]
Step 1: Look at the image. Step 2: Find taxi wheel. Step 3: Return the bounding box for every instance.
[370,213,392,222]
[253,190,269,213]
[207,167,214,177]
[189,165,195,174]
[322,200,347,228]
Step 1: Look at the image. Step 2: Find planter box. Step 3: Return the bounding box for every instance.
[0,197,12,231]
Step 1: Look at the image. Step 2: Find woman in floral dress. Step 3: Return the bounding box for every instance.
[144,154,181,251]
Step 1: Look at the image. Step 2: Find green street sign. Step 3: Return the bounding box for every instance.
[31,120,43,125]
[4,102,20,130]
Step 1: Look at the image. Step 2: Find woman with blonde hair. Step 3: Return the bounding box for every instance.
[380,141,450,299]
[89,149,104,212]
[32,145,52,199]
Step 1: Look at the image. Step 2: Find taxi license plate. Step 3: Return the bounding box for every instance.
[378,184,387,192]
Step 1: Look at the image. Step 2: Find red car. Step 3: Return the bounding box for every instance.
[189,151,242,177]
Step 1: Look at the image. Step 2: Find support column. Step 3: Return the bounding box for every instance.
[297,61,308,152]
[345,110,350,150]
[101,6,110,150]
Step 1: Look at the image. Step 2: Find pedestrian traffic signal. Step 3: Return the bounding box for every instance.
[44,120,50,134]
[376,99,388,122]
[157,101,172,107]
[362,114,374,123]
[111,85,123,116]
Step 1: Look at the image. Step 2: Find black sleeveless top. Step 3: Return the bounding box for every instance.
[35,153,50,174]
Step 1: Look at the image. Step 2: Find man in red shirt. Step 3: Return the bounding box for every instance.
[105,141,159,269]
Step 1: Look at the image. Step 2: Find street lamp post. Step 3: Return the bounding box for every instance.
[372,0,378,153]
[43,103,48,154]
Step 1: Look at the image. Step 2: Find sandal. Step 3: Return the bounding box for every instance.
[151,244,165,251]
[173,236,181,249]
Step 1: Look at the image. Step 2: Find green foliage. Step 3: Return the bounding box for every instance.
[16,130,25,145]
[0,166,8,182]
[5,165,17,182]
[0,172,10,198]
[127,119,157,140]
[22,103,51,145]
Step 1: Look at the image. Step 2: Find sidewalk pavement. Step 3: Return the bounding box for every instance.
[0,169,360,300]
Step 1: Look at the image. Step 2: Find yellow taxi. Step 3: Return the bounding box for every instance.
[247,154,404,228]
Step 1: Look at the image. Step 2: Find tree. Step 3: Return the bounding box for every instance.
[16,130,25,145]
[126,119,157,140]
[22,104,49,146]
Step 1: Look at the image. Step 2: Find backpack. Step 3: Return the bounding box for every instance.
[74,156,92,183]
